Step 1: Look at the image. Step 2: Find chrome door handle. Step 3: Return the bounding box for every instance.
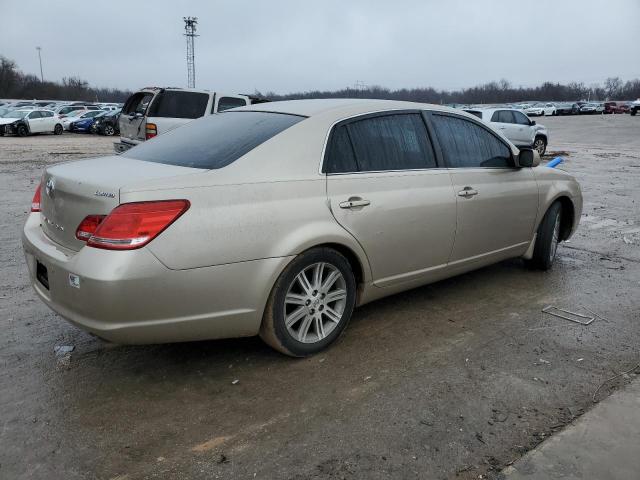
[339,198,371,209]
[457,187,478,198]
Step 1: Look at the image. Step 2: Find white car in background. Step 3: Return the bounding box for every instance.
[61,110,105,130]
[464,107,549,155]
[0,109,63,136]
[525,103,557,116]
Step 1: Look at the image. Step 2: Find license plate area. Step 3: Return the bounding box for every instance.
[36,260,49,290]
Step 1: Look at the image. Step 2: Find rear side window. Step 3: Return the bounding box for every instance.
[123,111,304,169]
[217,97,247,112]
[431,114,512,168]
[147,91,209,119]
[343,113,436,172]
[324,125,358,173]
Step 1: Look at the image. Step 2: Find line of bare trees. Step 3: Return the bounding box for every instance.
[262,77,640,105]
[0,57,131,102]
[2,55,639,105]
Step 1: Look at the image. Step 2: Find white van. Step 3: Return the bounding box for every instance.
[114,87,268,153]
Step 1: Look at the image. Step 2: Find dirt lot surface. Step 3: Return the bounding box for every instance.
[1,115,639,479]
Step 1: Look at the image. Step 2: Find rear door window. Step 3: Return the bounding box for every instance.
[431,114,513,168]
[123,111,304,169]
[147,91,209,119]
[343,113,437,172]
[217,97,248,112]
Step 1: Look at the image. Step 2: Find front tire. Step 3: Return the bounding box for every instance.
[54,124,63,135]
[17,125,28,137]
[103,124,115,136]
[260,247,357,357]
[527,202,562,271]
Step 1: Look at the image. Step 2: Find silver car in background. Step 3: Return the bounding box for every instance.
[23,99,582,356]
[464,107,549,155]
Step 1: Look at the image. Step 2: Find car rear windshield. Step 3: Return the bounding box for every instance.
[147,91,209,119]
[123,111,305,169]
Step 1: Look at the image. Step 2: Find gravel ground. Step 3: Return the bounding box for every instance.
[0,116,639,479]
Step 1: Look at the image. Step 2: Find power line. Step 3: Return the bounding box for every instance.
[183,17,199,88]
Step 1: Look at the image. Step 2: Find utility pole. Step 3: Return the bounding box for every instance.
[36,46,43,82]
[183,17,198,88]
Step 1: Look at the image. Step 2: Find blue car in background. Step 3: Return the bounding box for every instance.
[69,111,108,133]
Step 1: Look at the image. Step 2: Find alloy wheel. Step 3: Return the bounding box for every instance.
[283,262,347,344]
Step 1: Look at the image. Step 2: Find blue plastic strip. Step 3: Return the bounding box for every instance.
[546,157,564,168]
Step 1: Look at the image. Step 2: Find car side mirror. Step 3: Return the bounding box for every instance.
[530,120,536,126]
[517,148,540,168]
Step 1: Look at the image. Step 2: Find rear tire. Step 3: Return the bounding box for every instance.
[54,124,63,135]
[527,202,562,271]
[533,136,547,156]
[260,247,357,357]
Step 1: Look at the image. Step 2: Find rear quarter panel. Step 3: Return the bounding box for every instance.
[120,115,373,281]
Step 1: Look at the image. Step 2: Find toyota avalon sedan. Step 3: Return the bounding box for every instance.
[22,99,582,356]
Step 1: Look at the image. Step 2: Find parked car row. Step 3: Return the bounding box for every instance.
[0,98,124,137]
[455,100,640,117]
[0,99,124,136]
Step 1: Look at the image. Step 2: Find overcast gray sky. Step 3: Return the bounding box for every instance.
[2,0,639,94]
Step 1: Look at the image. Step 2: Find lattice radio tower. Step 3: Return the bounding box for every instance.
[183,17,199,88]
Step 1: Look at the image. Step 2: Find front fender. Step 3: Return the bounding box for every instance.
[534,168,583,238]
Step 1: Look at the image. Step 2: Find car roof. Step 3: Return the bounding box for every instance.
[231,98,468,119]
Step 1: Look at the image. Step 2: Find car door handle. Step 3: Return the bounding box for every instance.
[339,198,371,209]
[457,187,478,198]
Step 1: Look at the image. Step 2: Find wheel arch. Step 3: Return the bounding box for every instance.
[554,195,575,241]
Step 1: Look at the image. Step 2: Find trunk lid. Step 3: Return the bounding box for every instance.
[40,156,200,251]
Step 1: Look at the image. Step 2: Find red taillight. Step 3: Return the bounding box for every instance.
[76,215,106,241]
[86,200,190,250]
[31,184,42,212]
[145,122,157,140]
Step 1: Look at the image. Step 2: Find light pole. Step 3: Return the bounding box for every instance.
[183,17,198,88]
[36,46,43,82]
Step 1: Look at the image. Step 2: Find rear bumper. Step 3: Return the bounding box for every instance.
[22,213,291,344]
[113,138,138,154]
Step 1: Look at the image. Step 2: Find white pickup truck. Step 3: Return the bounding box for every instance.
[114,87,268,153]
